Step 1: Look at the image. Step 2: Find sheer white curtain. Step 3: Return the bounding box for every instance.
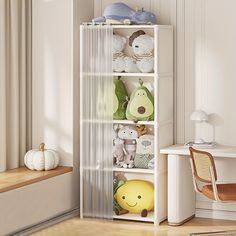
[0,0,32,171]
[80,24,113,219]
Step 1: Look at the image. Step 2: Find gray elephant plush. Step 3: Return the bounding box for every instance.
[93,2,157,25]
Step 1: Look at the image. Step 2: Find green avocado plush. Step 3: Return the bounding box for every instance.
[126,79,154,121]
[113,77,129,120]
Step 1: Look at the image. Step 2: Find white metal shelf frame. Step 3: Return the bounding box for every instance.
[112,25,173,225]
[80,24,173,225]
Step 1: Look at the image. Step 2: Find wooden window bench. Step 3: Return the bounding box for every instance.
[0,166,72,193]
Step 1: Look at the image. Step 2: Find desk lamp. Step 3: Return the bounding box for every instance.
[190,110,208,144]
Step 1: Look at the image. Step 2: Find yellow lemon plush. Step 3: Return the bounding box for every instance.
[115,180,154,217]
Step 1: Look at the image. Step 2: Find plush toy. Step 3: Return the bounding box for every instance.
[113,34,139,73]
[135,125,148,137]
[113,34,126,72]
[93,2,157,25]
[113,138,126,167]
[118,125,138,168]
[125,57,139,73]
[148,158,155,169]
[113,175,128,215]
[113,124,125,166]
[126,79,154,121]
[113,77,129,119]
[134,135,155,169]
[114,180,154,217]
[129,30,154,73]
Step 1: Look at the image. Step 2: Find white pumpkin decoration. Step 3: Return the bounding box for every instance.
[24,143,60,171]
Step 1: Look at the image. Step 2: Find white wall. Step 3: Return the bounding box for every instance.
[178,0,236,217]
[32,0,74,166]
[173,0,236,145]
[0,1,94,235]
[190,0,236,146]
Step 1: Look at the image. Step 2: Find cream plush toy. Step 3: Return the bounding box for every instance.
[113,34,139,73]
[129,30,154,73]
[113,34,126,72]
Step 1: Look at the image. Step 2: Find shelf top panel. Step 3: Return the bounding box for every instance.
[113,167,154,174]
[112,24,173,29]
[113,73,155,77]
[81,24,173,30]
[83,119,155,125]
[113,120,155,125]
[112,25,156,29]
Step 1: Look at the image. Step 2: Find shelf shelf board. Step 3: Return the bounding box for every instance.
[113,167,154,174]
[113,72,155,77]
[113,120,155,125]
[112,25,157,29]
[113,211,154,222]
[83,119,155,125]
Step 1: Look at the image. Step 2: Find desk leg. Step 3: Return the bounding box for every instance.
[168,154,196,226]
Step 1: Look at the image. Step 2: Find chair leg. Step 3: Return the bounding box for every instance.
[209,166,221,202]
[190,159,202,194]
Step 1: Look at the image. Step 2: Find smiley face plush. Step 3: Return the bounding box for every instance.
[115,180,154,217]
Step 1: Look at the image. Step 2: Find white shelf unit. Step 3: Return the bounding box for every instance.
[112,25,173,225]
[80,24,173,225]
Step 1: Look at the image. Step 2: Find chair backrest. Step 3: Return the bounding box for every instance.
[189,147,217,183]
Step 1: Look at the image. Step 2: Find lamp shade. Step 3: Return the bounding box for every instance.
[190,110,208,122]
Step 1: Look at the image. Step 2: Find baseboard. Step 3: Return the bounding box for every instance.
[9,208,79,236]
[196,199,236,211]
[196,208,236,221]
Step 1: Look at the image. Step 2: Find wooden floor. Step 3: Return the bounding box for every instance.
[32,217,236,236]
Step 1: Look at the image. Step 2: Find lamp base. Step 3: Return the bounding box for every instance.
[184,141,216,148]
[193,138,205,144]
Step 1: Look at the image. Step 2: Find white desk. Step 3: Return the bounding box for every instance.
[160,144,236,226]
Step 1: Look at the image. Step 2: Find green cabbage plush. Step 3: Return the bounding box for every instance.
[113,77,128,119]
[126,79,154,121]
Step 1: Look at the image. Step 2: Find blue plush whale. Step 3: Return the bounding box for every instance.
[93,2,157,25]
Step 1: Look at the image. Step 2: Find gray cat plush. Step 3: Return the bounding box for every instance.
[118,125,138,168]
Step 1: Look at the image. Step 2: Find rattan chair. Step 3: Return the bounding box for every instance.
[189,147,236,202]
